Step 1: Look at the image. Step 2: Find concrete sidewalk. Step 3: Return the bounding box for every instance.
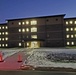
[0,51,26,70]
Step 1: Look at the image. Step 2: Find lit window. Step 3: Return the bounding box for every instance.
[70,21,73,24]
[31,35,37,39]
[31,20,37,25]
[0,27,1,29]
[18,22,21,25]
[22,22,25,25]
[0,38,1,41]
[75,21,76,24]
[26,28,29,32]
[6,26,8,29]
[5,32,8,35]
[22,29,25,32]
[2,26,4,29]
[66,35,69,38]
[74,28,76,31]
[6,44,8,47]
[18,29,21,32]
[70,28,73,31]
[31,27,37,32]
[71,35,74,38]
[75,34,76,37]
[2,38,4,41]
[66,28,69,31]
[0,44,1,47]
[71,42,74,45]
[27,42,29,46]
[0,32,1,35]
[66,21,68,25]
[19,43,21,46]
[5,37,8,40]
[26,21,29,25]
[2,44,4,47]
[2,32,4,35]
[67,42,70,45]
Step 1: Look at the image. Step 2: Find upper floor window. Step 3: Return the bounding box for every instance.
[66,28,69,31]
[0,38,1,41]
[2,32,4,35]
[31,35,37,39]
[75,34,76,37]
[0,32,1,35]
[26,28,29,32]
[6,26,8,29]
[2,38,4,41]
[26,21,29,25]
[22,28,25,32]
[75,21,76,24]
[74,28,76,31]
[71,35,74,38]
[70,28,73,31]
[66,35,70,38]
[2,26,4,29]
[56,18,58,21]
[66,21,68,25]
[5,37,8,41]
[22,22,25,25]
[31,20,37,25]
[69,21,73,24]
[5,32,8,35]
[31,27,37,32]
[0,27,1,29]
[18,22,21,25]
[18,29,21,32]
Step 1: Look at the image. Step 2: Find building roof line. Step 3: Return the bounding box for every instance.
[64,17,76,20]
[6,14,66,21]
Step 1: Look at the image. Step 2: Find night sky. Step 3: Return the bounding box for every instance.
[0,0,76,23]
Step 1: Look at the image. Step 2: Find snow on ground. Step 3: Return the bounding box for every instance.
[23,48,76,69]
[1,48,76,69]
[0,48,24,60]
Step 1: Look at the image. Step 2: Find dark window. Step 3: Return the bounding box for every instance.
[47,34,50,38]
[23,36,25,38]
[46,19,49,22]
[56,19,58,21]
[19,36,21,39]
[12,22,14,24]
[26,36,29,38]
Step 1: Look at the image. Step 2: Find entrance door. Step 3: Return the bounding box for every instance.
[27,41,40,48]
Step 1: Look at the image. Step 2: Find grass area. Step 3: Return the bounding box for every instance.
[66,46,76,49]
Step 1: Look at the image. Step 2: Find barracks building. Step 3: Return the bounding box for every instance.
[0,14,76,48]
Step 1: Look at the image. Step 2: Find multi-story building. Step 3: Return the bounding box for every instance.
[0,14,76,48]
[0,23,8,48]
[64,18,76,46]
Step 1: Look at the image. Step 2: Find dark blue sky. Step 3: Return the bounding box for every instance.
[0,0,76,23]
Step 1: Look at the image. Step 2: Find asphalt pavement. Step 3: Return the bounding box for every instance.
[0,70,76,75]
[0,51,26,70]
